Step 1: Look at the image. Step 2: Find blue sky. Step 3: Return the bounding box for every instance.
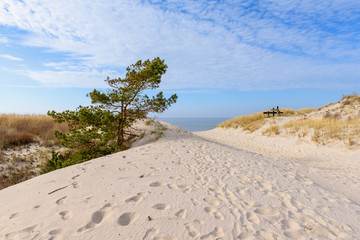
[0,0,359,118]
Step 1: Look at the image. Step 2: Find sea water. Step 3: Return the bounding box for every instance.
[158,118,229,132]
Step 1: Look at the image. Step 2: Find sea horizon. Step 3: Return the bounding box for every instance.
[158,117,229,132]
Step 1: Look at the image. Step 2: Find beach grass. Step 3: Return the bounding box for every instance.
[216,94,359,146]
[0,114,68,150]
[216,108,297,132]
[216,112,266,132]
[295,108,317,115]
[284,118,360,144]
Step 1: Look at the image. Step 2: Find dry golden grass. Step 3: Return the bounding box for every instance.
[0,114,68,149]
[280,108,295,116]
[262,125,280,136]
[284,118,360,144]
[295,108,317,115]
[217,108,296,132]
[217,112,266,132]
[216,94,359,146]
[0,114,68,189]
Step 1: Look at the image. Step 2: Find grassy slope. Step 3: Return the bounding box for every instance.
[217,94,360,146]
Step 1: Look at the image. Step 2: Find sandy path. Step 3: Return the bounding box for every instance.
[1,123,360,239]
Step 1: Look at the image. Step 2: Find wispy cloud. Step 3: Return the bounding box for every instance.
[26,69,120,88]
[0,54,23,61]
[0,0,359,90]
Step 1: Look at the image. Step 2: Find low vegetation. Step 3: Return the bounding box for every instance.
[262,124,280,136]
[341,94,360,106]
[0,114,68,189]
[295,108,316,116]
[217,108,298,132]
[0,114,68,150]
[217,113,266,132]
[217,94,359,146]
[284,118,360,145]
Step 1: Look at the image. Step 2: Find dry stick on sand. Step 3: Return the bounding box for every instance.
[48,184,71,195]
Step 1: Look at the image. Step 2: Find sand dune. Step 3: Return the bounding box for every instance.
[1,122,360,239]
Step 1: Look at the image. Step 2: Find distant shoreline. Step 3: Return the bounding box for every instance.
[158,117,229,132]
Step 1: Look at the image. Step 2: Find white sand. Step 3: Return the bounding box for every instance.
[1,122,360,239]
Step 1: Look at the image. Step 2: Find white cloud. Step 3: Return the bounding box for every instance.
[26,69,120,88]
[0,0,359,90]
[0,54,23,61]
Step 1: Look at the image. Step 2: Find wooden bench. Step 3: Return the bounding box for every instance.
[263,106,283,117]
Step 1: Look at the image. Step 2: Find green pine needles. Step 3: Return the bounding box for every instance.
[44,57,177,172]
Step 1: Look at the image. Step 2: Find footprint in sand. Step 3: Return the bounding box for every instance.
[71,174,80,180]
[143,227,160,239]
[118,212,139,226]
[152,203,170,210]
[59,210,72,220]
[169,176,184,181]
[150,167,161,171]
[150,181,166,187]
[194,219,205,225]
[185,224,200,238]
[153,235,177,240]
[258,229,281,239]
[49,229,63,236]
[72,182,79,189]
[78,203,114,232]
[205,206,216,213]
[238,232,253,239]
[143,172,155,177]
[175,209,187,219]
[56,196,67,205]
[281,219,301,229]
[191,199,201,206]
[214,211,224,220]
[203,198,220,206]
[183,188,192,194]
[246,212,260,224]
[204,206,224,221]
[209,187,223,195]
[125,192,146,204]
[254,208,279,216]
[284,230,304,239]
[200,227,224,239]
[230,207,241,217]
[167,184,178,190]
